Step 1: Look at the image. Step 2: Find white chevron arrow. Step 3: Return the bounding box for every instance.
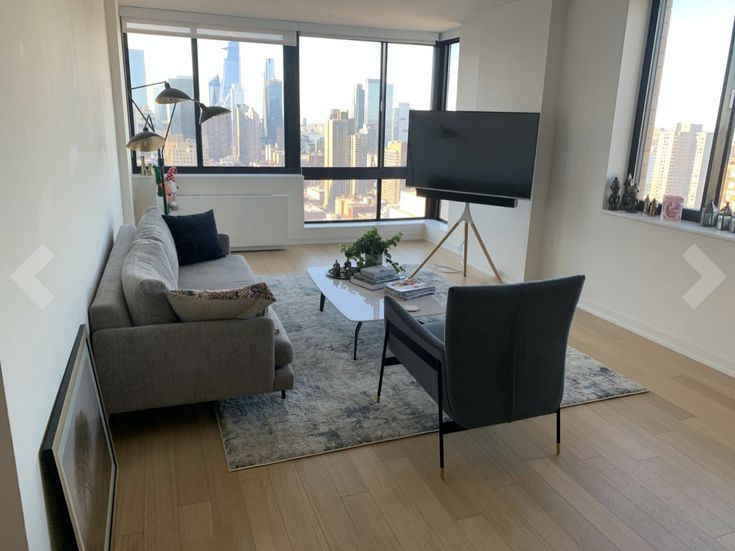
[11,245,54,309]
[682,245,725,309]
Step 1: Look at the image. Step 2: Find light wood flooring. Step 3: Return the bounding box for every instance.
[111,241,735,550]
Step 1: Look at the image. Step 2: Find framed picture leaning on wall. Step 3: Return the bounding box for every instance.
[41,324,116,551]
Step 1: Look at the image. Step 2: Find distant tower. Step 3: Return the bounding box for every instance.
[353,83,365,130]
[264,57,276,81]
[222,41,241,107]
[128,49,147,108]
[208,75,221,106]
[262,58,283,146]
[167,75,196,142]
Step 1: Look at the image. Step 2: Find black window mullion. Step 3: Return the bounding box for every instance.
[376,42,389,220]
[191,38,203,169]
[284,41,301,173]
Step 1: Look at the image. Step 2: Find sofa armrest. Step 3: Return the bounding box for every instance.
[218,233,230,255]
[92,317,276,413]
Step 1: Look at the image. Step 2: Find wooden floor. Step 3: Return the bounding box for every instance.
[111,241,735,551]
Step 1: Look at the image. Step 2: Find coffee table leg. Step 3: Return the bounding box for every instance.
[353,322,363,360]
[319,293,325,312]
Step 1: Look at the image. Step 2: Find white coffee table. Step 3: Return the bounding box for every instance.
[307,266,444,360]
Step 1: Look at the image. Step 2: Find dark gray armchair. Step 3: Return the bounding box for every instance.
[378,276,585,469]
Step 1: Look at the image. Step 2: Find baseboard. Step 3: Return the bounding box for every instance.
[578,297,735,379]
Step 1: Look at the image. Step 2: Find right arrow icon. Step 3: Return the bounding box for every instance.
[682,245,725,309]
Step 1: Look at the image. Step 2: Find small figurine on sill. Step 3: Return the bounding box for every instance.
[608,177,621,211]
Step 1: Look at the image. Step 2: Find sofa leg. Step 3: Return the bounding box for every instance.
[281,390,286,399]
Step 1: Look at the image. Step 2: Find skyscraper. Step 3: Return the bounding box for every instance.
[390,102,410,144]
[383,84,394,147]
[208,75,221,106]
[222,41,241,108]
[167,76,196,142]
[234,104,262,165]
[352,83,365,130]
[324,110,352,211]
[262,58,283,146]
[128,49,147,108]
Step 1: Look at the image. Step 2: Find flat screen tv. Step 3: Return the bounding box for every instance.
[406,110,540,207]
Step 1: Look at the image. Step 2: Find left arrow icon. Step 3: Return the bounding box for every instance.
[11,246,54,309]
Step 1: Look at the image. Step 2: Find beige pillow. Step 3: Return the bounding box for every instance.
[167,282,276,322]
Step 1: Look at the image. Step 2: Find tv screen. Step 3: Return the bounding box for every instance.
[406,111,540,203]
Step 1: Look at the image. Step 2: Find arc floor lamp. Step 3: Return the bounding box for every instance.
[125,82,230,214]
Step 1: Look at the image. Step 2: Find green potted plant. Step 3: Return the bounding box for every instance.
[341,227,404,272]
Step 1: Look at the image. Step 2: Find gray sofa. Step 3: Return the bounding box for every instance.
[89,208,294,414]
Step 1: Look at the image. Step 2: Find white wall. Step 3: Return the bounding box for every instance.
[442,0,556,282]
[0,0,123,547]
[131,174,428,246]
[539,0,735,375]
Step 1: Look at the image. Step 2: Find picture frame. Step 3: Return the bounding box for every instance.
[41,325,116,551]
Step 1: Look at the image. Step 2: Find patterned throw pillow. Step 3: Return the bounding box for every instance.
[166,282,276,322]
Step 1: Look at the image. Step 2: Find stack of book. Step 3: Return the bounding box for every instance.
[385,279,435,300]
[350,265,401,291]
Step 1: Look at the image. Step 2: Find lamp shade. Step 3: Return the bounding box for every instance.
[199,103,231,124]
[156,83,192,104]
[126,130,165,152]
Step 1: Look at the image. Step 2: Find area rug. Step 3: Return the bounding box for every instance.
[216,270,646,471]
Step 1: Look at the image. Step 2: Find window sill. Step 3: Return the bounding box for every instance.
[603,209,735,243]
[303,219,427,230]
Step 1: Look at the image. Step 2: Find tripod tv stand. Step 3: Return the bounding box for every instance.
[410,203,504,283]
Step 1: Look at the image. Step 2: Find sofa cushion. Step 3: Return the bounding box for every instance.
[177,254,256,290]
[122,239,179,325]
[89,225,135,331]
[135,207,179,276]
[166,283,276,322]
[163,210,225,266]
[267,310,294,367]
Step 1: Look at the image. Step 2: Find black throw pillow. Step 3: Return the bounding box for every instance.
[162,210,225,266]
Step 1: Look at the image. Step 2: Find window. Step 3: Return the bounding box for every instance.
[122,21,446,221]
[630,0,735,217]
[438,40,460,222]
[124,29,295,172]
[127,34,198,167]
[300,37,435,222]
[197,39,285,167]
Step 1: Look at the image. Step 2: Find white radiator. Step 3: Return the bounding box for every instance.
[174,194,288,250]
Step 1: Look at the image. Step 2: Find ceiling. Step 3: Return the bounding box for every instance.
[124,0,516,32]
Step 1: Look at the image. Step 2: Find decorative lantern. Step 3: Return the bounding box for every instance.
[700,200,719,227]
[717,202,732,231]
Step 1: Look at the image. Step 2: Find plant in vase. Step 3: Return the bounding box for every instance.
[341,227,404,272]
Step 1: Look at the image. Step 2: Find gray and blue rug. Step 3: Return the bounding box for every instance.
[216,270,646,471]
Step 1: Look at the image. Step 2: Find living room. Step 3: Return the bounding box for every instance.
[3,0,735,549]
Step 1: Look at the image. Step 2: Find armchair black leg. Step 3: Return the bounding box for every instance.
[438,360,445,473]
[281,390,287,399]
[556,408,561,455]
[377,323,389,403]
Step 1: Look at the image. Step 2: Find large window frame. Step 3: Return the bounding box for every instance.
[122,25,459,222]
[628,0,735,222]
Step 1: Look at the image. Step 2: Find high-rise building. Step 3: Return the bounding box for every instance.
[263,58,283,146]
[234,104,262,165]
[222,41,240,107]
[167,76,196,142]
[642,123,713,207]
[202,110,233,164]
[265,57,276,81]
[323,110,352,212]
[390,102,410,144]
[384,84,394,147]
[352,83,365,130]
[723,142,735,206]
[208,75,221,106]
[382,179,401,205]
[384,141,407,167]
[128,49,147,108]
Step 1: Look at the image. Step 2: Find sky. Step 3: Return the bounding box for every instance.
[126,33,434,126]
[653,0,735,130]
